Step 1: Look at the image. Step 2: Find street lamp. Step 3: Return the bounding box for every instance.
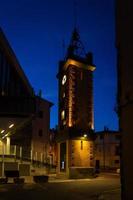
[2,133,9,139]
[9,124,14,128]
[1,130,5,134]
[84,134,87,138]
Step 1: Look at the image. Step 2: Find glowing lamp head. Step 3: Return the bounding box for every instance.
[9,124,14,128]
[84,134,87,138]
[1,130,5,134]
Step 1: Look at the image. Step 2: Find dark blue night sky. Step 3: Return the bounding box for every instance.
[0,0,118,131]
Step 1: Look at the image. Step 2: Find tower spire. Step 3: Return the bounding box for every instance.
[66,28,86,59]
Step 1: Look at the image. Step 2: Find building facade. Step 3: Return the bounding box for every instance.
[94,129,120,171]
[56,29,96,178]
[0,28,53,167]
[31,97,53,164]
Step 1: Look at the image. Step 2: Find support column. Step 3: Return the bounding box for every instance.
[57,143,60,174]
[30,149,33,164]
[20,146,22,163]
[66,140,69,177]
[14,145,16,162]
[6,137,10,155]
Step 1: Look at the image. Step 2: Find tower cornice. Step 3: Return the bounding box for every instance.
[64,58,96,72]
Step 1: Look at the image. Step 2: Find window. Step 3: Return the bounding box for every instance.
[114,160,119,164]
[100,134,104,140]
[61,110,65,120]
[63,93,65,98]
[72,143,74,153]
[50,134,53,141]
[62,75,67,85]
[99,146,102,152]
[115,135,121,140]
[61,161,65,169]
[81,141,83,150]
[63,120,66,125]
[115,146,120,156]
[38,129,43,137]
[90,157,93,160]
[38,111,43,118]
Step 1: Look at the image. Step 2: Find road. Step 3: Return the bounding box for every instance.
[0,174,121,200]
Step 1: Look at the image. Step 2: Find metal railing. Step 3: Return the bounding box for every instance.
[0,145,56,169]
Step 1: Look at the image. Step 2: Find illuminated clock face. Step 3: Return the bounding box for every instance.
[62,75,67,85]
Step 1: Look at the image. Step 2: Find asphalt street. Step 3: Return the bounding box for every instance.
[0,174,121,200]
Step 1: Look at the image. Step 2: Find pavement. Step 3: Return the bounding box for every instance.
[0,173,121,200]
[98,189,121,200]
[48,173,121,200]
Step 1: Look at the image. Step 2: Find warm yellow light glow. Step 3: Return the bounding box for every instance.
[2,133,9,139]
[64,59,96,71]
[68,67,74,127]
[84,134,87,138]
[63,120,66,125]
[9,124,14,128]
[62,75,67,85]
[61,110,65,120]
[1,130,5,134]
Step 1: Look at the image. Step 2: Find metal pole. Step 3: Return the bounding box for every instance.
[20,146,22,163]
[2,143,5,177]
[30,149,33,164]
[35,152,37,166]
[41,153,43,166]
[14,145,16,162]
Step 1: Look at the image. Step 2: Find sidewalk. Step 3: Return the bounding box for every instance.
[98,189,121,200]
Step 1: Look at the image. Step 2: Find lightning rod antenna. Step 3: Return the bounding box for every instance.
[74,0,78,29]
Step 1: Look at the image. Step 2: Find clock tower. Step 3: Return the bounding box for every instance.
[56,29,96,178]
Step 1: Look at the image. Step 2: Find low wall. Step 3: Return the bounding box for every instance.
[4,162,18,171]
[69,167,95,179]
[0,162,31,177]
[19,164,30,176]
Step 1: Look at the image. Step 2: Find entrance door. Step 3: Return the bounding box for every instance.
[60,142,66,172]
[95,160,100,173]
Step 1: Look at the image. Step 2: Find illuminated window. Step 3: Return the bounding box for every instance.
[61,161,65,169]
[62,75,67,85]
[63,93,65,98]
[63,120,66,125]
[61,110,65,120]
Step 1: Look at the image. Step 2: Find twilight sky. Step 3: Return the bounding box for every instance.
[0,0,118,131]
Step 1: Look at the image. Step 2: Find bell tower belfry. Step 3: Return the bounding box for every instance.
[56,29,96,178]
